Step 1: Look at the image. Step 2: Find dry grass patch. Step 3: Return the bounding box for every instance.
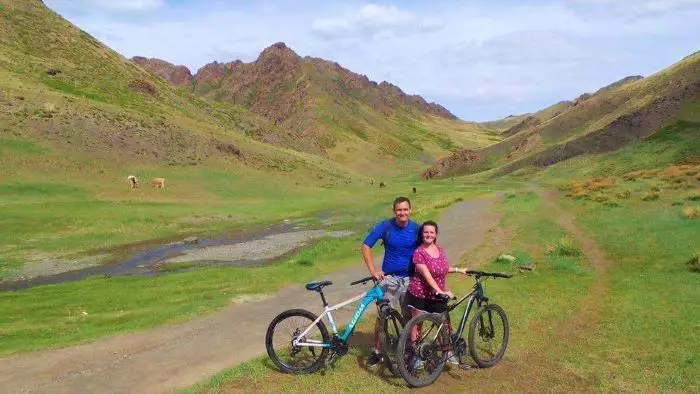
[664,165,683,178]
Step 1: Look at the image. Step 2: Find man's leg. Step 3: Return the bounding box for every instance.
[368,278,392,367]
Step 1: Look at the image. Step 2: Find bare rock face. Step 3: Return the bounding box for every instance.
[141,42,456,123]
[422,149,484,179]
[131,56,193,87]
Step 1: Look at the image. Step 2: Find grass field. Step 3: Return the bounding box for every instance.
[185,126,699,392]
[0,176,491,356]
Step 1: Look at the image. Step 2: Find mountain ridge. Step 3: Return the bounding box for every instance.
[129,41,478,168]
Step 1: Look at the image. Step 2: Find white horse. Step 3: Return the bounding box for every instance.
[127,175,139,189]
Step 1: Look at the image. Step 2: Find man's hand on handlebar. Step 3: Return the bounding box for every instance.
[372,270,385,281]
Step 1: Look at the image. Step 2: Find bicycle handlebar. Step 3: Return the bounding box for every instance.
[465,271,513,278]
[464,270,512,279]
[350,270,404,286]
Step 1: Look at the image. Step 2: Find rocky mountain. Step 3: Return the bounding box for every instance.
[131,57,193,88]
[132,43,467,164]
[424,57,700,179]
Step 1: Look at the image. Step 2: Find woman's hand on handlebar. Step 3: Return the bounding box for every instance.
[438,290,454,299]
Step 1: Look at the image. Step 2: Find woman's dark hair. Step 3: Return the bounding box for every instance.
[418,220,439,244]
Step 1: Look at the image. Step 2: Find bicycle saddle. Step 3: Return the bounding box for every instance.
[305,280,332,291]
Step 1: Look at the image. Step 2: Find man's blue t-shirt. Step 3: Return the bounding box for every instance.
[363,218,420,277]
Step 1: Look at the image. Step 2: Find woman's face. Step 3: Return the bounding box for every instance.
[422,225,437,245]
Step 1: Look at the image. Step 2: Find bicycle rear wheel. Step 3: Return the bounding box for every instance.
[396,313,450,388]
[379,308,404,375]
[468,303,509,368]
[265,309,330,374]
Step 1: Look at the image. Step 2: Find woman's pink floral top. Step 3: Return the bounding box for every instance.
[408,244,449,300]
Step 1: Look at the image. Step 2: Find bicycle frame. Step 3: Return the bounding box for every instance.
[421,278,486,344]
[293,285,385,348]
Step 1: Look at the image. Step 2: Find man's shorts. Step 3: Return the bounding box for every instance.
[379,275,410,318]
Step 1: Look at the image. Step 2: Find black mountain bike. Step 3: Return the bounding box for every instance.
[395,270,512,387]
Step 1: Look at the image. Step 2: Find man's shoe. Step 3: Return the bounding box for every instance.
[447,351,460,365]
[412,357,425,370]
[366,351,382,367]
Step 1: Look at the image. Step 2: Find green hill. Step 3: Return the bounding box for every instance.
[424,52,700,179]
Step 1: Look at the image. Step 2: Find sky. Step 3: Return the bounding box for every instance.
[44,0,700,121]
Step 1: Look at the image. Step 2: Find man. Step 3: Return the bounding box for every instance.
[361,196,420,367]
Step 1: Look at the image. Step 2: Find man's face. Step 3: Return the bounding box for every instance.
[393,201,411,225]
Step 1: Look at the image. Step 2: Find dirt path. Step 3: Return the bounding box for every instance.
[0,198,500,394]
[429,188,613,393]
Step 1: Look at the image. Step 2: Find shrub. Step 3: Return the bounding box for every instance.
[687,190,700,201]
[682,206,699,219]
[616,190,631,199]
[572,190,590,200]
[687,253,700,273]
[650,185,662,192]
[593,195,609,203]
[603,201,620,207]
[642,192,660,201]
[554,236,582,257]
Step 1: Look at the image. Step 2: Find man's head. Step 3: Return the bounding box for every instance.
[392,196,411,226]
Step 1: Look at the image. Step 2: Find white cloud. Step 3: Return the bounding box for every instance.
[312,3,442,38]
[47,0,164,14]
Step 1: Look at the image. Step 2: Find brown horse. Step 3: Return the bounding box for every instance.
[151,177,165,189]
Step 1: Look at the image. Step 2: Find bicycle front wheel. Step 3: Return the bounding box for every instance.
[379,308,404,376]
[468,303,509,368]
[396,313,450,388]
[265,309,330,374]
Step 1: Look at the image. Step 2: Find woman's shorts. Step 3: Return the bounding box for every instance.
[405,291,448,314]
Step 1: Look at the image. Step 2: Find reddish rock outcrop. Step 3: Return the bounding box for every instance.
[131,56,193,87]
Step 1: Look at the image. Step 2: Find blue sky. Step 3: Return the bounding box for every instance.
[45,0,700,121]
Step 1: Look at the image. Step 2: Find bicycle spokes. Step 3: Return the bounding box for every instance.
[270,314,327,371]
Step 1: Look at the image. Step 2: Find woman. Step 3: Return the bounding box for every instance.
[405,220,467,365]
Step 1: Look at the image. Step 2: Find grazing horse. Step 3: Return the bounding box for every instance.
[412,187,417,193]
[127,175,139,189]
[151,177,165,189]
[379,181,386,188]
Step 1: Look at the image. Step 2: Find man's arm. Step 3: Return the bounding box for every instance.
[361,244,384,280]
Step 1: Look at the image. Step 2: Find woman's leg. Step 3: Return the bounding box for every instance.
[410,307,423,343]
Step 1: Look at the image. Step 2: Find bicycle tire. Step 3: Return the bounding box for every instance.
[379,309,404,376]
[265,308,330,374]
[396,313,450,388]
[468,303,509,368]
